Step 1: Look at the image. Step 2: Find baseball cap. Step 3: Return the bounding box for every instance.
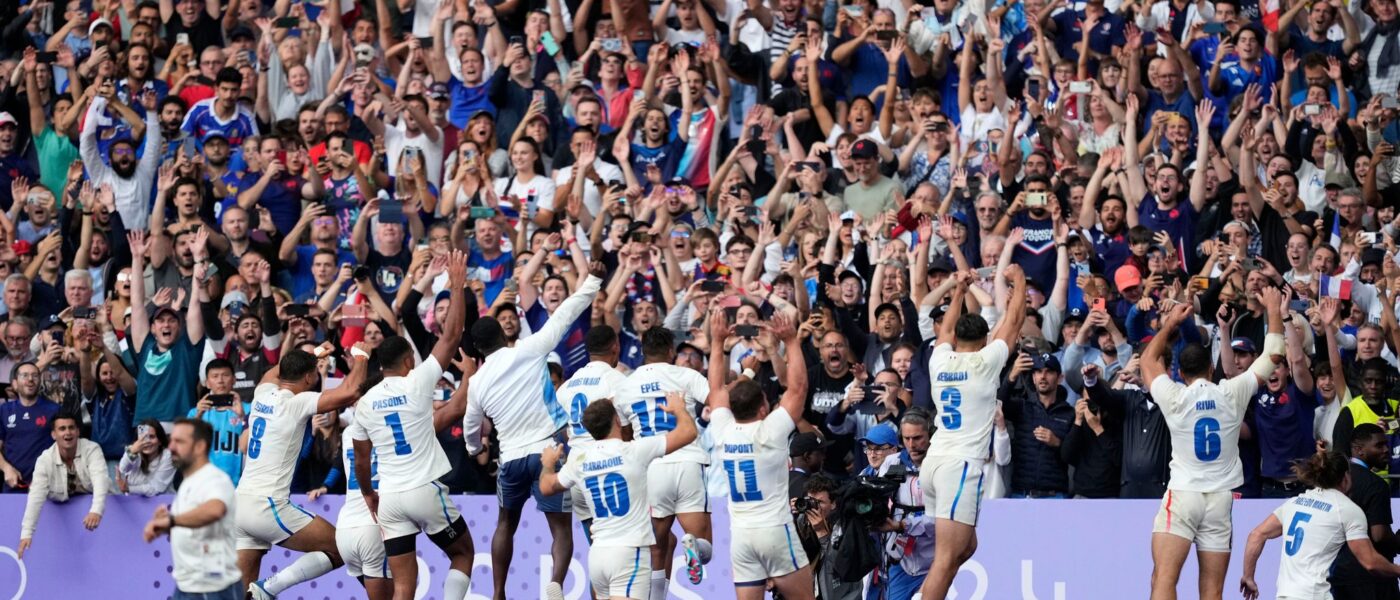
[1063,307,1086,324]
[200,131,229,145]
[789,432,832,457]
[849,139,879,160]
[860,422,900,447]
[949,212,972,228]
[40,314,67,331]
[0,112,16,128]
[10,239,32,256]
[1361,248,1386,267]
[839,210,857,222]
[1231,337,1257,354]
[151,305,181,323]
[89,18,114,36]
[927,255,954,274]
[220,290,250,311]
[1114,265,1142,291]
[1032,353,1062,373]
[427,82,450,99]
[228,25,256,41]
[467,109,495,122]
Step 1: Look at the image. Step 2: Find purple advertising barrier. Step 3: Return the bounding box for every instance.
[0,495,1366,599]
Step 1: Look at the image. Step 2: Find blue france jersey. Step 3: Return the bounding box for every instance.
[180,99,259,150]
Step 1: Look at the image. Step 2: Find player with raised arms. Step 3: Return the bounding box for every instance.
[239,343,371,599]
[1142,287,1284,600]
[351,250,474,600]
[918,266,1028,600]
[706,309,813,600]
[559,325,630,540]
[539,391,698,600]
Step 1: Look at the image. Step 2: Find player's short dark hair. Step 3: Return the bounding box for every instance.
[641,326,675,360]
[1352,423,1387,449]
[953,314,989,343]
[174,417,214,451]
[585,325,617,356]
[581,400,618,440]
[278,349,319,381]
[1178,344,1212,379]
[470,318,507,355]
[376,336,414,370]
[729,379,767,420]
[159,95,187,114]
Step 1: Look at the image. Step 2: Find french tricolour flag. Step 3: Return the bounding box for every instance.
[1329,212,1343,250]
[1320,274,1352,300]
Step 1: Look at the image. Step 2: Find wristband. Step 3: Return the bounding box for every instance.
[742,368,757,379]
[351,347,370,359]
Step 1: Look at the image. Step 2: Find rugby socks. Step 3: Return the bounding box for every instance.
[695,538,713,564]
[264,551,335,594]
[543,581,565,600]
[444,569,472,600]
[650,570,668,599]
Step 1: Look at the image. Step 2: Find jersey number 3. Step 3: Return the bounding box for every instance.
[939,388,962,431]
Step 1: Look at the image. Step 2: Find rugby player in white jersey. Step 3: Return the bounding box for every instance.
[1142,287,1284,600]
[351,250,473,600]
[463,260,605,600]
[560,326,630,540]
[339,348,476,600]
[614,326,714,596]
[706,310,813,600]
[1240,450,1400,600]
[239,343,371,599]
[918,267,1028,600]
[539,391,699,600]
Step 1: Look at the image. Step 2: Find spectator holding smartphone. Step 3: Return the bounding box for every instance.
[191,358,251,486]
[118,418,176,496]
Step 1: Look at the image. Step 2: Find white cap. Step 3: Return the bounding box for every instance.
[0,112,16,128]
[547,352,562,366]
[89,18,114,37]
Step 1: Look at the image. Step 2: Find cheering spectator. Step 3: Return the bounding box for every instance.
[117,418,176,496]
[0,361,61,492]
[16,411,107,558]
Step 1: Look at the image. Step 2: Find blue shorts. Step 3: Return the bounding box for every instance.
[498,453,566,512]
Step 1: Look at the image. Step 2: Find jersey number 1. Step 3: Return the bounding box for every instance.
[384,413,413,455]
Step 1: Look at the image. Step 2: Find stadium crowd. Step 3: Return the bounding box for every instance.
[5,0,1400,596]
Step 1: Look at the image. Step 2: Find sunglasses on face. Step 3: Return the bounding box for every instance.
[112,147,136,157]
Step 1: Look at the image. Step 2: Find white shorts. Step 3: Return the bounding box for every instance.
[647,461,709,518]
[919,456,986,527]
[235,495,316,550]
[1153,489,1234,552]
[379,481,462,540]
[588,545,650,600]
[336,524,388,579]
[730,523,809,584]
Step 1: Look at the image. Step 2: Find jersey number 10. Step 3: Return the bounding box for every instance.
[584,473,631,518]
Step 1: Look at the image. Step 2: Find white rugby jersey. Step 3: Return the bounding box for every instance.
[338,422,378,529]
[237,384,322,497]
[926,339,1008,462]
[561,361,629,444]
[557,437,667,547]
[1273,488,1369,599]
[709,407,797,528]
[1151,372,1259,493]
[350,357,450,493]
[614,363,710,465]
[464,276,602,462]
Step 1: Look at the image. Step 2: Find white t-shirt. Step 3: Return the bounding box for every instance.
[927,339,1009,462]
[238,384,321,497]
[561,361,630,443]
[385,120,445,189]
[1273,487,1370,599]
[547,160,625,217]
[1150,371,1259,492]
[709,407,797,527]
[614,363,710,465]
[350,357,451,493]
[958,105,1006,148]
[171,463,240,593]
[338,420,377,528]
[557,436,667,547]
[494,173,557,226]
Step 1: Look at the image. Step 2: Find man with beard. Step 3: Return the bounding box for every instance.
[999,353,1074,498]
[126,230,208,425]
[807,330,856,476]
[181,68,259,155]
[0,112,39,213]
[142,418,240,599]
[21,53,77,203]
[616,94,687,185]
[198,132,241,204]
[0,362,61,493]
[279,200,357,299]
[15,412,107,557]
[214,205,277,278]
[156,96,189,161]
[116,43,170,119]
[211,267,281,402]
[80,86,163,230]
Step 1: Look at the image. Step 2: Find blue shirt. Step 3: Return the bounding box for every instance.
[629,136,687,184]
[1137,193,1197,248]
[525,302,592,378]
[1051,10,1127,62]
[180,99,259,150]
[447,77,493,129]
[0,398,60,481]
[843,43,913,99]
[1143,89,1200,137]
[468,244,514,306]
[1217,55,1281,104]
[188,404,252,485]
[1250,382,1317,480]
[1010,211,1058,292]
[238,172,305,235]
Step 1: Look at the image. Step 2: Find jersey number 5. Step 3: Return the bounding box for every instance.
[1285,512,1312,556]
